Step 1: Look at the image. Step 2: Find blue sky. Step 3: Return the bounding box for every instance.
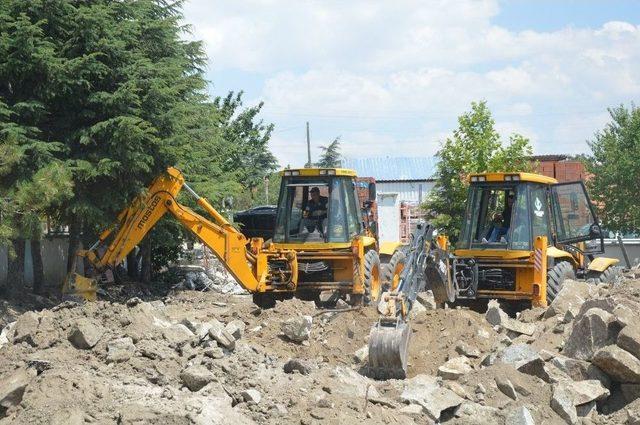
[183,1,640,168]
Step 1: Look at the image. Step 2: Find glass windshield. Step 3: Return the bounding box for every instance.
[458,183,529,250]
[274,176,360,243]
[551,182,598,243]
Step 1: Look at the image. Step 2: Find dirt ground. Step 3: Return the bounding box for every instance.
[1,272,640,424]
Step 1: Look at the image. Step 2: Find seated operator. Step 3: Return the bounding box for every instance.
[303,187,328,233]
[486,191,515,242]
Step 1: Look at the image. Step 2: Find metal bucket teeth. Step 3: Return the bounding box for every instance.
[367,319,411,380]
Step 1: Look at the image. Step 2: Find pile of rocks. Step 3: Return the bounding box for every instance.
[2,274,640,424]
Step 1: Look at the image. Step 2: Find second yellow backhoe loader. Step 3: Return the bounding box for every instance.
[63,166,387,307]
[367,171,621,379]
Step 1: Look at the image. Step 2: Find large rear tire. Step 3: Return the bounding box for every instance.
[363,250,382,306]
[586,266,623,284]
[547,261,575,303]
[382,250,406,292]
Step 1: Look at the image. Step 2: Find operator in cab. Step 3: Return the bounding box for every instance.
[303,187,328,233]
[486,191,515,242]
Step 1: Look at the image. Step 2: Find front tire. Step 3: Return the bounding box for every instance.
[547,261,575,303]
[363,250,382,306]
[382,250,406,292]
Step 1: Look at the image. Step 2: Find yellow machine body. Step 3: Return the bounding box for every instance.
[64,167,393,305]
[447,171,619,307]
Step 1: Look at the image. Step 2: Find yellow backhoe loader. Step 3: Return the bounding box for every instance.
[367,171,621,379]
[63,166,387,307]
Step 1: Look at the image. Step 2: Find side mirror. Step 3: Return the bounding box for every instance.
[368,182,376,201]
[589,223,602,239]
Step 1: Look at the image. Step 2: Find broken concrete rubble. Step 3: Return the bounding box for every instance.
[556,379,610,405]
[454,401,500,424]
[208,319,236,350]
[399,374,463,421]
[280,315,312,343]
[485,299,537,336]
[0,321,15,348]
[563,307,619,360]
[498,343,549,381]
[506,406,534,425]
[618,325,640,359]
[68,318,105,349]
[1,274,639,424]
[495,375,518,400]
[225,319,245,340]
[592,345,640,384]
[551,384,579,424]
[437,356,472,380]
[283,358,313,375]
[551,355,611,387]
[0,367,37,409]
[544,279,593,319]
[180,365,215,392]
[106,337,136,363]
[12,311,40,346]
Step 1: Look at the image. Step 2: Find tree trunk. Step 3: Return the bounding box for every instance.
[127,251,138,280]
[31,238,44,295]
[67,217,81,273]
[7,239,25,299]
[141,238,152,284]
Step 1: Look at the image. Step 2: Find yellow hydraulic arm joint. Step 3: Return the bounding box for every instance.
[63,167,298,301]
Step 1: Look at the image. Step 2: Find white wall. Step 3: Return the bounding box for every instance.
[376,180,434,243]
[376,181,435,204]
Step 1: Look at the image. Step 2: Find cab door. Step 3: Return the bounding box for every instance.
[550,181,603,246]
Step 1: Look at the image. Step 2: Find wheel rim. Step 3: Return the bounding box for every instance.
[371,264,381,301]
[391,263,404,291]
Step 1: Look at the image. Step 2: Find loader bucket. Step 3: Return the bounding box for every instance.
[367,318,411,380]
[62,272,98,302]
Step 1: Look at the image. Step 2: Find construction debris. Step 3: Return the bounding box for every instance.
[1,275,640,423]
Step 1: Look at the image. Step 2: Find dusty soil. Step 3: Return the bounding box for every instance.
[1,271,640,424]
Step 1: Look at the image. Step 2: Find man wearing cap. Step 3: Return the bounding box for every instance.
[303,187,328,232]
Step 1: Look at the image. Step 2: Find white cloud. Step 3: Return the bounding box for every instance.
[183,1,640,167]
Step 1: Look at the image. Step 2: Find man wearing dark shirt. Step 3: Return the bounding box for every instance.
[487,192,515,242]
[303,187,328,233]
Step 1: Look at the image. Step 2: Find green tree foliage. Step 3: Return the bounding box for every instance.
[316,137,342,168]
[424,101,533,240]
[585,104,640,233]
[0,1,279,287]
[180,92,278,209]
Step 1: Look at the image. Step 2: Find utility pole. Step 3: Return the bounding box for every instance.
[306,121,311,168]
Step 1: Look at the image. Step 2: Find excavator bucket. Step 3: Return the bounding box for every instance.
[62,272,98,302]
[367,317,411,380]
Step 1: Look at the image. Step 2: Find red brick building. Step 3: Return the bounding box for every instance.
[531,155,588,182]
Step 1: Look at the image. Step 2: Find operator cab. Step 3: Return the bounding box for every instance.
[458,173,604,253]
[274,169,363,244]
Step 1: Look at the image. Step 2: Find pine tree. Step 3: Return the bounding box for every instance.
[316,137,342,168]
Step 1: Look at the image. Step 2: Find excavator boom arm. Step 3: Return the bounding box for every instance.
[66,167,296,297]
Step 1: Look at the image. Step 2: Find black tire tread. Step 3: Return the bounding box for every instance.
[586,265,623,284]
[382,250,406,291]
[363,250,381,306]
[547,261,575,303]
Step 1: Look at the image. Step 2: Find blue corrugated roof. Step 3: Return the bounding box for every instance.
[343,157,437,181]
